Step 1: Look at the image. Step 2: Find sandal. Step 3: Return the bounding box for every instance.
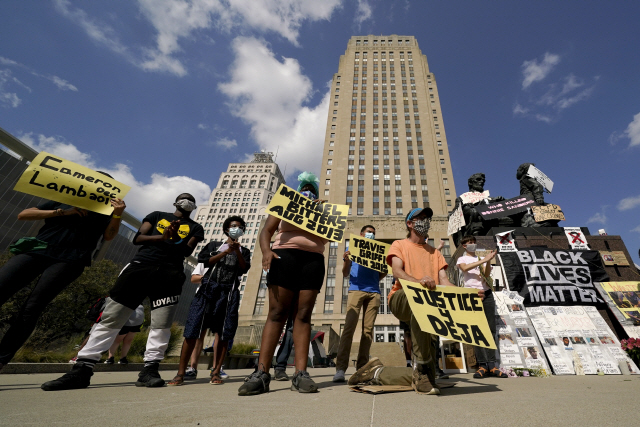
[473,367,489,379]
[490,368,508,378]
[210,373,224,385]
[167,374,185,386]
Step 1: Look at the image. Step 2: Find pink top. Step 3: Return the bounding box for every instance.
[272,219,328,254]
[456,255,490,291]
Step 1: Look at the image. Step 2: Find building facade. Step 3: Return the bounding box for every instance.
[238,35,458,346]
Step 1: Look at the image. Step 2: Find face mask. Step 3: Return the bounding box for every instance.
[465,244,477,252]
[300,190,317,200]
[364,232,375,239]
[412,218,431,237]
[228,227,244,240]
[175,199,196,212]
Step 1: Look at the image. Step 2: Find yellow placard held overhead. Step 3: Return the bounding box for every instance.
[349,234,390,274]
[13,152,131,215]
[401,279,497,349]
[267,184,348,242]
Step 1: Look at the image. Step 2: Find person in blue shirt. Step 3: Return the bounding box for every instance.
[333,225,386,382]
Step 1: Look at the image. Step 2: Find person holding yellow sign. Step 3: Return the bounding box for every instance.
[239,172,328,396]
[42,193,204,391]
[0,172,125,373]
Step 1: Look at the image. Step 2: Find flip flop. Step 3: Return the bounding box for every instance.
[167,374,185,386]
[210,373,224,385]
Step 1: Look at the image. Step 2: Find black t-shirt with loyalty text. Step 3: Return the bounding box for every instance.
[131,211,204,266]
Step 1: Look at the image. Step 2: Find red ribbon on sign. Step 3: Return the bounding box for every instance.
[499,234,512,244]
[569,232,584,244]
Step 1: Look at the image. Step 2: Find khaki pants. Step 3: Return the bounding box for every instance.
[389,289,434,367]
[335,290,381,371]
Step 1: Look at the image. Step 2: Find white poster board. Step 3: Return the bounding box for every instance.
[447,205,465,236]
[527,165,554,193]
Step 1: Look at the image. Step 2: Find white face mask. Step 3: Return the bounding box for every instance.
[175,199,196,212]
[465,243,477,252]
[364,232,375,239]
[228,227,244,240]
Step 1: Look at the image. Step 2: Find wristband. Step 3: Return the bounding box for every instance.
[113,215,122,219]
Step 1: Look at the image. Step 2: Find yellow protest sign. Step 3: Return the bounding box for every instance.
[400,279,497,349]
[267,184,348,242]
[349,234,390,274]
[13,152,131,215]
[599,282,640,319]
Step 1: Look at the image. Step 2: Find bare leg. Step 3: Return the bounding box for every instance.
[176,337,199,376]
[256,285,296,373]
[403,332,412,362]
[211,334,229,375]
[119,332,137,358]
[292,289,320,372]
[108,334,125,359]
[189,336,205,369]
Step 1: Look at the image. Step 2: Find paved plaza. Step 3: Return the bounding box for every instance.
[1,367,639,426]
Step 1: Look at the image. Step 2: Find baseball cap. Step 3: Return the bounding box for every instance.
[405,207,433,223]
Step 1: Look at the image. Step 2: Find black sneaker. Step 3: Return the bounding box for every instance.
[41,364,93,391]
[273,369,289,381]
[291,370,318,393]
[104,357,114,365]
[436,369,449,380]
[118,357,128,365]
[238,370,270,396]
[136,363,165,387]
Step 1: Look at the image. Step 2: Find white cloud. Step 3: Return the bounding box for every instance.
[513,103,529,115]
[535,114,552,123]
[19,132,211,219]
[355,0,373,25]
[587,212,607,225]
[197,123,208,130]
[556,86,594,110]
[618,194,640,211]
[0,54,78,96]
[219,37,328,179]
[521,52,560,89]
[632,225,640,233]
[215,137,238,149]
[51,76,78,92]
[623,112,640,148]
[0,70,22,108]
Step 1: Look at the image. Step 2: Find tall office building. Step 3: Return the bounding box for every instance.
[193,151,285,303]
[239,36,457,345]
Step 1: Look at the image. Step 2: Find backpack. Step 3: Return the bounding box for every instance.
[85,297,107,322]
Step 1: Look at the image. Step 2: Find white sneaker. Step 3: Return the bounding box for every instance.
[333,369,346,382]
[220,368,229,379]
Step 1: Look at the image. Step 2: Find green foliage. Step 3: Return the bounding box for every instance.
[230,343,255,355]
[120,323,182,362]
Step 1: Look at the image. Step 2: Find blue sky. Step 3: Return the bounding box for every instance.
[1,1,639,258]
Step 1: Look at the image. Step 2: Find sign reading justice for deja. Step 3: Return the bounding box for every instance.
[349,234,390,274]
[402,279,497,349]
[267,184,349,242]
[14,152,131,215]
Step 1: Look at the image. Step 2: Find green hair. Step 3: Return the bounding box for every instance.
[296,171,320,196]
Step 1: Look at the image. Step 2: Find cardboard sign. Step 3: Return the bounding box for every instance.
[447,205,465,236]
[267,184,348,242]
[477,195,537,220]
[527,165,554,193]
[13,152,131,215]
[459,190,490,205]
[531,204,565,222]
[599,251,629,266]
[597,282,640,320]
[401,280,497,349]
[564,227,589,250]
[500,248,609,307]
[349,234,390,274]
[496,230,517,253]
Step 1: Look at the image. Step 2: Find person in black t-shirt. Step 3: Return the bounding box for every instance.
[42,193,204,391]
[0,184,125,372]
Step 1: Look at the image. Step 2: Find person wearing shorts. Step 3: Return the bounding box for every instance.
[239,172,328,396]
[42,193,204,391]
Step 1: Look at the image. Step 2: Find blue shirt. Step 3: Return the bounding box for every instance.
[349,262,381,293]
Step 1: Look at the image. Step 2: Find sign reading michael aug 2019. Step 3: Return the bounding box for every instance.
[13,152,131,215]
[267,184,348,242]
[500,248,609,306]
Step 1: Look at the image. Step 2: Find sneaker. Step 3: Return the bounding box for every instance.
[347,357,384,386]
[41,364,93,391]
[273,369,289,381]
[118,357,128,365]
[220,368,229,379]
[184,367,198,381]
[333,369,346,382]
[135,363,165,388]
[68,357,78,364]
[412,364,440,395]
[436,369,449,380]
[291,370,318,393]
[238,370,270,396]
[104,357,114,364]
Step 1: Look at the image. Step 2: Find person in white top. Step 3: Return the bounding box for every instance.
[456,236,507,379]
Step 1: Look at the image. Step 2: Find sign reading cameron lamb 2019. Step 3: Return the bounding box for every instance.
[500,248,609,306]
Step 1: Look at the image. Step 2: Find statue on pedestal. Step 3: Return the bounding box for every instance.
[517,163,560,227]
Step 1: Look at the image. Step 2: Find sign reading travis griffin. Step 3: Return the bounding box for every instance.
[477,194,537,220]
[267,184,348,242]
[500,248,609,306]
[349,234,390,274]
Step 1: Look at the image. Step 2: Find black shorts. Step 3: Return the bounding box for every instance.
[109,262,186,310]
[267,248,325,291]
[118,324,142,335]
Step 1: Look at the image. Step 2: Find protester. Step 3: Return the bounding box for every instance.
[381,207,459,395]
[0,186,125,372]
[104,304,145,365]
[238,172,328,396]
[456,236,507,378]
[168,216,250,386]
[333,225,386,382]
[41,193,204,391]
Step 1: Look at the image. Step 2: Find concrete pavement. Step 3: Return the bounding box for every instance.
[1,367,638,426]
